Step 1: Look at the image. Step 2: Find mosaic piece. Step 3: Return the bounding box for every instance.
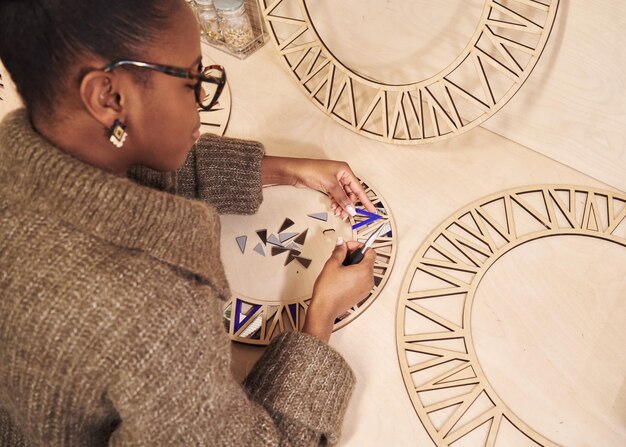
[271,246,289,256]
[267,234,282,247]
[286,242,302,254]
[285,251,297,266]
[397,185,626,447]
[236,235,247,254]
[233,299,261,333]
[352,208,383,230]
[279,217,295,233]
[253,242,265,256]
[308,212,328,222]
[293,228,308,245]
[256,229,268,245]
[279,232,299,243]
[294,256,312,269]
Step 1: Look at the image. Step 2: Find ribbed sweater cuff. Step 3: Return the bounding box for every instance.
[191,133,264,215]
[243,332,355,444]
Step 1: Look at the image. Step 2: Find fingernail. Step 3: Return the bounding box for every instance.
[342,215,349,221]
[334,209,340,216]
[346,205,356,216]
[336,236,344,246]
[331,203,337,210]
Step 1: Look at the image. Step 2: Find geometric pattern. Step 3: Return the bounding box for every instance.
[397,185,626,446]
[226,179,397,345]
[261,0,560,144]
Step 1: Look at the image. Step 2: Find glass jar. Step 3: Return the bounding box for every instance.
[194,0,223,42]
[214,0,254,49]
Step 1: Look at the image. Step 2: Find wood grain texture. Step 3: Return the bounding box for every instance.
[483,0,626,192]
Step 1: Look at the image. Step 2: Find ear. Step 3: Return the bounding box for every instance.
[79,70,125,129]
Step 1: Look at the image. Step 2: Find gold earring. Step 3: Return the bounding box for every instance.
[109,119,127,148]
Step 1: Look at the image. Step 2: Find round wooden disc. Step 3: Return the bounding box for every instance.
[220,179,397,345]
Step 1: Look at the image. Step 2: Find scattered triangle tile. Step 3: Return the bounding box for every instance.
[288,303,298,325]
[293,228,308,245]
[285,252,296,265]
[271,246,288,256]
[295,256,312,268]
[253,242,265,256]
[286,243,302,255]
[308,212,328,222]
[279,218,295,233]
[256,229,267,245]
[279,232,298,243]
[235,235,247,254]
[267,234,282,247]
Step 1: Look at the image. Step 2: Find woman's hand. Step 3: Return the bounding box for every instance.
[262,156,377,219]
[302,238,376,342]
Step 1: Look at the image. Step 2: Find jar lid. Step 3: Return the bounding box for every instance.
[214,0,244,12]
[194,0,215,5]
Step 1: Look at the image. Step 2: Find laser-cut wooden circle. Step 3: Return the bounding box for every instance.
[261,0,559,144]
[397,185,626,446]
[220,179,396,345]
[0,48,231,135]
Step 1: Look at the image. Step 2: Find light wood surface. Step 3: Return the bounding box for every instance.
[205,22,626,444]
[483,0,626,193]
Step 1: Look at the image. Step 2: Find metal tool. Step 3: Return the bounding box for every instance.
[343,222,391,266]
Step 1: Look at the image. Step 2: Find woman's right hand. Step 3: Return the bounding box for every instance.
[302,238,376,342]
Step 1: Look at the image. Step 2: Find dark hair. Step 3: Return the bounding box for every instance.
[0,0,181,114]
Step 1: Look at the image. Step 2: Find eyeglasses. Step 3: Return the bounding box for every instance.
[103,60,226,111]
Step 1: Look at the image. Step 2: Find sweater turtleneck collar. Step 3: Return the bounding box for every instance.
[0,109,230,300]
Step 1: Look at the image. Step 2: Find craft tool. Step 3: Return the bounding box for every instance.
[343,222,391,266]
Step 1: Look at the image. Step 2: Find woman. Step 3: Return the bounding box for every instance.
[0,0,376,445]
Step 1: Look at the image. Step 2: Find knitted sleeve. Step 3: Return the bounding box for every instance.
[128,133,264,215]
[244,332,356,446]
[106,279,354,447]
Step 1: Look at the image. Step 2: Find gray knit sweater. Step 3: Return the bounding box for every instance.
[0,109,355,446]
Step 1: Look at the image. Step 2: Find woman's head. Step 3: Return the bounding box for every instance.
[0,0,207,173]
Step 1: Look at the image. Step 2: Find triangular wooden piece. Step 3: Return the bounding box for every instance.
[279,218,295,233]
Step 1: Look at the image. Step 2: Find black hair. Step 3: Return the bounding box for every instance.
[0,0,181,114]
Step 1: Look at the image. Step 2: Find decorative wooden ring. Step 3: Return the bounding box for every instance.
[261,0,559,144]
[397,185,626,446]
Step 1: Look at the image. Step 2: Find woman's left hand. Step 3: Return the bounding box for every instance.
[262,156,377,219]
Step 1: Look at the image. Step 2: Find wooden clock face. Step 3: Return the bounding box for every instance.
[0,49,230,136]
[220,180,397,345]
[397,185,626,446]
[260,0,560,144]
